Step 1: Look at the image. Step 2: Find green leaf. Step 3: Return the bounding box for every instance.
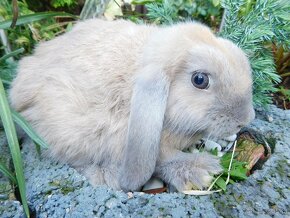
[12,110,49,149]
[51,0,76,8]
[215,177,227,191]
[230,168,248,180]
[0,48,24,63]
[229,178,235,184]
[212,0,220,7]
[0,12,77,29]
[0,79,30,218]
[0,162,17,184]
[210,147,219,156]
[220,153,239,168]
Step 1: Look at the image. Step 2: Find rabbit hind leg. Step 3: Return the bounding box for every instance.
[81,165,105,186]
[82,165,120,190]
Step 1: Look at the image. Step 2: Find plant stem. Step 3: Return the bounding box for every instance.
[280,72,290,77]
[225,140,237,184]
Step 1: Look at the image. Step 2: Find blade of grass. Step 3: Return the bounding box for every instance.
[0,161,17,184]
[0,48,24,63]
[12,110,49,149]
[0,12,77,29]
[0,79,30,218]
[131,0,162,5]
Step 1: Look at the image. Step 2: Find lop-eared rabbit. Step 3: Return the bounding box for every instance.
[9,19,255,191]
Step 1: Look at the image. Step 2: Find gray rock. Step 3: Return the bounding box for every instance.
[0,200,24,218]
[261,182,280,200]
[1,105,290,217]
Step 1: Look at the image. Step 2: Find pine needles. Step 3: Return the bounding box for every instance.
[220,0,290,106]
[146,0,178,24]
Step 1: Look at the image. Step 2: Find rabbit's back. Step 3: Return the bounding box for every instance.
[9,19,154,166]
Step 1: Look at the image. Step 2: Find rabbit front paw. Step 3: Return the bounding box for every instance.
[156,152,222,191]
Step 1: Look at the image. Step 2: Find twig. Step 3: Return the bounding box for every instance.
[10,0,19,28]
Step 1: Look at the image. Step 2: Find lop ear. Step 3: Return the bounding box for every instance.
[119,67,170,191]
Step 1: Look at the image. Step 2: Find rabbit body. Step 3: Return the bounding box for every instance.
[9,19,255,191]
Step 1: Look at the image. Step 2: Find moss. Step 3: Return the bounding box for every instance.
[60,186,75,195]
[0,181,13,194]
[158,207,165,212]
[276,160,287,177]
[49,180,61,187]
[44,190,52,197]
[48,179,76,195]
[233,194,244,203]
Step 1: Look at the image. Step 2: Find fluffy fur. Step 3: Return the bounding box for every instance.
[9,19,255,191]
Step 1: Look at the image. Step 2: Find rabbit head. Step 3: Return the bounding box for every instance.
[121,22,255,191]
[164,36,255,139]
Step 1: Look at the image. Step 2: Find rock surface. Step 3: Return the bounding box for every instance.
[0,105,289,218]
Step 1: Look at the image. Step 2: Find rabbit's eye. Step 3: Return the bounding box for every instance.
[191,71,210,89]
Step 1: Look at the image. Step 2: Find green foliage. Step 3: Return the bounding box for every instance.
[0,47,24,61]
[278,86,290,101]
[0,162,17,184]
[213,153,248,191]
[144,0,222,27]
[174,0,221,23]
[131,0,162,4]
[0,57,17,85]
[0,48,23,87]
[0,0,76,54]
[220,0,290,107]
[1,0,36,53]
[0,11,76,29]
[146,0,177,24]
[51,0,77,8]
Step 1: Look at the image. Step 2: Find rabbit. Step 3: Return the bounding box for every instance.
[9,19,255,192]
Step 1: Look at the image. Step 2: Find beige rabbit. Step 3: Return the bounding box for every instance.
[9,19,255,191]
